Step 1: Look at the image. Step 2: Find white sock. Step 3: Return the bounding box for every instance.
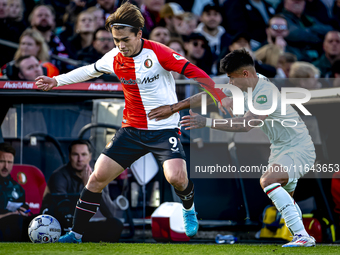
[264,183,308,236]
[293,199,302,220]
[71,231,82,239]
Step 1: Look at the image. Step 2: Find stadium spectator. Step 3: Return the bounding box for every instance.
[195,3,231,76]
[305,0,331,25]
[178,12,198,37]
[313,31,340,78]
[222,0,276,48]
[65,10,96,60]
[332,0,340,31]
[228,32,277,78]
[255,44,282,68]
[331,59,340,87]
[159,2,183,38]
[184,32,213,75]
[96,0,117,20]
[7,0,26,32]
[140,0,164,38]
[29,5,73,72]
[0,0,21,66]
[36,2,226,243]
[77,27,115,63]
[9,28,59,78]
[276,52,297,78]
[0,143,32,242]
[43,140,123,242]
[181,48,317,248]
[87,6,105,30]
[149,26,171,45]
[280,0,333,61]
[15,55,44,81]
[289,61,322,89]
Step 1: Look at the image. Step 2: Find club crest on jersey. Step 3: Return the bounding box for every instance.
[173,53,185,61]
[144,59,153,68]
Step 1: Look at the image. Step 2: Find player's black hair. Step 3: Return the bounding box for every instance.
[220,48,254,74]
[68,140,92,155]
[0,143,16,157]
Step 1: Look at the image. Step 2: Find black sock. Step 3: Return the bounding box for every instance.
[175,179,195,209]
[72,187,102,235]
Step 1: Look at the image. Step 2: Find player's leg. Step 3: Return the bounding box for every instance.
[260,161,315,247]
[59,154,124,243]
[163,158,198,237]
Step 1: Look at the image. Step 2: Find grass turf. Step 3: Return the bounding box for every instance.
[1,243,340,255]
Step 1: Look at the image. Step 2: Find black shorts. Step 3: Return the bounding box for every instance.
[102,127,186,169]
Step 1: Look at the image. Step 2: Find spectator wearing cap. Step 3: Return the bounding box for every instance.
[159,2,185,38]
[313,31,340,78]
[140,0,164,38]
[195,3,231,76]
[222,0,276,48]
[184,32,213,75]
[331,59,340,87]
[280,0,333,61]
[228,32,277,78]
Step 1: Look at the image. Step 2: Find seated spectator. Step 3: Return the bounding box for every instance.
[276,52,297,78]
[14,55,44,81]
[195,3,231,76]
[0,143,32,242]
[280,0,333,61]
[222,0,276,48]
[289,61,322,89]
[87,6,105,30]
[159,2,184,38]
[11,28,59,77]
[66,10,96,60]
[29,5,74,72]
[255,44,282,68]
[7,0,26,33]
[313,31,340,78]
[228,32,277,78]
[77,27,115,63]
[331,59,340,87]
[96,0,117,20]
[140,0,164,38]
[42,140,123,242]
[178,12,198,37]
[149,26,171,45]
[184,32,213,75]
[167,38,187,100]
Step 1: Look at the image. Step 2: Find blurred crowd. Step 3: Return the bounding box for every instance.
[0,0,340,90]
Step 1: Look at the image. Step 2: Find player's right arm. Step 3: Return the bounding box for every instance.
[36,48,118,91]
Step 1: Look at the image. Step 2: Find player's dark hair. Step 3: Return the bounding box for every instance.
[68,140,92,155]
[220,48,254,74]
[0,143,16,157]
[105,1,144,35]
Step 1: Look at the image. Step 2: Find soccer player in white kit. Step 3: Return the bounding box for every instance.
[181,49,316,247]
[35,2,225,243]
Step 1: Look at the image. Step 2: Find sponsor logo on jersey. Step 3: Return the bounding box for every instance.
[256,95,267,104]
[144,59,153,68]
[120,74,159,85]
[173,53,185,61]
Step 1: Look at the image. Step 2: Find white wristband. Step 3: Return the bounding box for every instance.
[206,118,212,128]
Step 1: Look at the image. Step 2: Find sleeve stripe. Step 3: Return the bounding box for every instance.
[94,62,104,73]
[181,61,190,75]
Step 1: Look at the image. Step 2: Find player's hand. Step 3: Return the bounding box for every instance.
[218,97,234,117]
[148,105,173,121]
[180,109,206,130]
[35,76,58,91]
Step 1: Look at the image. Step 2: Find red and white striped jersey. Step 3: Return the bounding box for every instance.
[56,39,225,130]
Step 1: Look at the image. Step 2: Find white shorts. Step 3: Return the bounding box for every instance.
[269,149,316,193]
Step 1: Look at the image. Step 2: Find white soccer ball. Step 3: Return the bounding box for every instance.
[28,214,62,243]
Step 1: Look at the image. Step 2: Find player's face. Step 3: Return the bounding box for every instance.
[18,56,43,81]
[111,27,142,57]
[69,144,91,172]
[93,30,114,55]
[227,69,251,92]
[0,151,14,178]
[20,36,40,57]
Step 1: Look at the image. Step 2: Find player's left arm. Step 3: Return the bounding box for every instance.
[181,109,268,132]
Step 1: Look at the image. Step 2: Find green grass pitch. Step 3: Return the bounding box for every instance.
[1,243,340,255]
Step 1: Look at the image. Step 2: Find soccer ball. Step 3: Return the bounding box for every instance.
[28,214,62,243]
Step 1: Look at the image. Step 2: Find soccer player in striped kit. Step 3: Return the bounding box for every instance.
[36,2,225,243]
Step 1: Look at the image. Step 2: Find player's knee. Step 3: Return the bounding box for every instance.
[260,175,279,190]
[86,174,105,193]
